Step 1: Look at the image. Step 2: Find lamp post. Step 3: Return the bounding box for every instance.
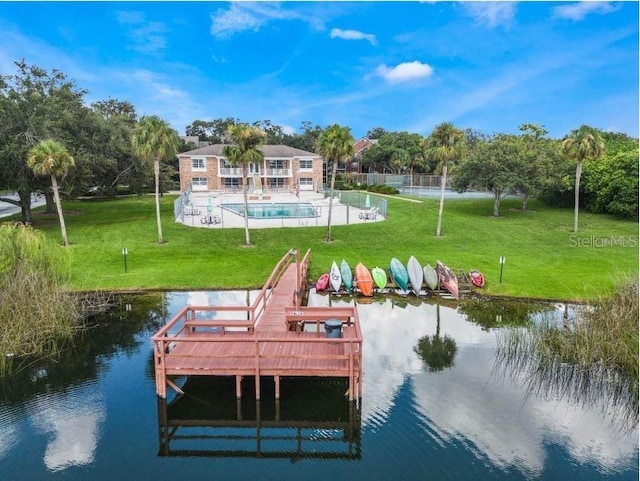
[499,256,505,283]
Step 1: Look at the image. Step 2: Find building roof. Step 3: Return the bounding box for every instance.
[179,144,319,158]
[353,137,379,156]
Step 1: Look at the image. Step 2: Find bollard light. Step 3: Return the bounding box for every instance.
[499,256,505,283]
[122,247,128,273]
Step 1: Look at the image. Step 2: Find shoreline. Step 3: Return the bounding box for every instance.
[72,286,592,304]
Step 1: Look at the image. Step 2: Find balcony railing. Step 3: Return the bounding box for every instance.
[219,167,243,177]
[218,168,292,178]
[264,168,291,177]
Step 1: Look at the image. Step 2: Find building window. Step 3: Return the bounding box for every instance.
[191,158,206,170]
[299,178,313,190]
[191,177,208,191]
[268,159,286,170]
[268,178,284,188]
[224,178,239,188]
[299,159,313,171]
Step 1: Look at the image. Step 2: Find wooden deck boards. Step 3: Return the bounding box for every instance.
[153,252,362,400]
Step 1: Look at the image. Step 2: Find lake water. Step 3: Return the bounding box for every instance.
[0,291,637,480]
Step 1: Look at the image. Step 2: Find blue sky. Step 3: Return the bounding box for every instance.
[0,1,637,140]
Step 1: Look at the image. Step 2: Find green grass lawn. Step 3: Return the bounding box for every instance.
[18,194,638,300]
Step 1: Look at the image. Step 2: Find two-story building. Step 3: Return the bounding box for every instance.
[178,145,324,193]
[351,137,378,173]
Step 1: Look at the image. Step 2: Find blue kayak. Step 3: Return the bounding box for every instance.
[340,259,353,292]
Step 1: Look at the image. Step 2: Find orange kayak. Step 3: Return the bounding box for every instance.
[355,262,374,297]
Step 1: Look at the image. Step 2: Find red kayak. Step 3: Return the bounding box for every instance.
[469,270,485,288]
[316,273,330,291]
[436,260,459,299]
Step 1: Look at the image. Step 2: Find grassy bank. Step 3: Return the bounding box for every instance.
[17,194,638,300]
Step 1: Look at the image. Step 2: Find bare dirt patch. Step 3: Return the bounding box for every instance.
[31,210,84,226]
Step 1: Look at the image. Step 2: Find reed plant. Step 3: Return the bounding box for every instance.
[496,278,639,429]
[0,224,82,375]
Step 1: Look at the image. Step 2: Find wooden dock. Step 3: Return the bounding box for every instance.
[152,249,363,401]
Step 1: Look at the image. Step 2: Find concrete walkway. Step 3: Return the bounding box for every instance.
[176,191,384,230]
[0,193,46,219]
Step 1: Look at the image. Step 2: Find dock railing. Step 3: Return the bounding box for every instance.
[153,249,311,343]
[153,306,362,400]
[152,248,364,400]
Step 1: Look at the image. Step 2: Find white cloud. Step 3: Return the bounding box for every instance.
[330,28,377,46]
[463,2,517,28]
[116,11,167,54]
[552,2,618,21]
[375,61,434,83]
[210,2,324,39]
[281,125,296,135]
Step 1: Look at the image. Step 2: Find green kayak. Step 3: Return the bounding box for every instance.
[423,264,438,290]
[372,267,387,289]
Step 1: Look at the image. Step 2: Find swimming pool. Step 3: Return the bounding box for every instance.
[221,202,319,218]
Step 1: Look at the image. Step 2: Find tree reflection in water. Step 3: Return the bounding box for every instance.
[457,298,554,330]
[414,301,457,372]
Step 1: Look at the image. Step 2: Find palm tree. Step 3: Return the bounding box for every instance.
[27,139,75,246]
[414,301,457,372]
[561,125,605,233]
[426,122,467,237]
[223,124,266,246]
[131,116,180,244]
[315,124,354,243]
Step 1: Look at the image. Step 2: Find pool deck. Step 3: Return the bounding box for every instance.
[177,191,384,229]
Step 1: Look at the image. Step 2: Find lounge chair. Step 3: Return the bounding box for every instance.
[201,215,220,225]
[359,207,378,220]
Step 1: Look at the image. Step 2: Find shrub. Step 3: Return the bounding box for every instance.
[368,184,399,195]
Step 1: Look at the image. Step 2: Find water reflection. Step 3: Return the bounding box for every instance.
[0,293,165,471]
[312,292,638,476]
[457,298,555,330]
[0,291,636,480]
[157,377,361,460]
[0,293,165,402]
[495,328,639,432]
[414,301,457,372]
[31,387,105,471]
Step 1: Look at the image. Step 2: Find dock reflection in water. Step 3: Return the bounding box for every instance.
[157,376,361,460]
[0,291,637,481]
